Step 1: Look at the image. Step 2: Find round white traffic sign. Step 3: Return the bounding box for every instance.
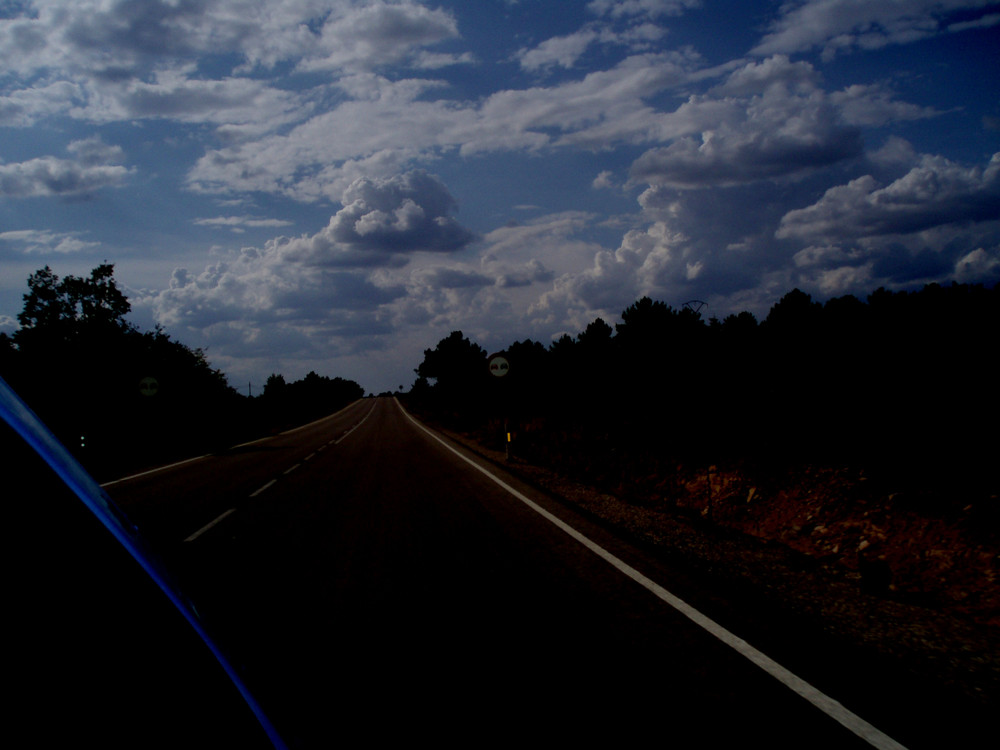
[488,355,509,377]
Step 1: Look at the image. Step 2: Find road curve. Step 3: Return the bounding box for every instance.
[107,397,909,749]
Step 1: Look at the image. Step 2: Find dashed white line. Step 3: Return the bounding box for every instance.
[184,508,236,542]
[180,404,378,545]
[249,479,277,497]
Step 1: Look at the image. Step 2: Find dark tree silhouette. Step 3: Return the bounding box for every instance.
[5,265,243,476]
[15,264,132,351]
[412,331,488,424]
[416,331,485,391]
[404,282,998,502]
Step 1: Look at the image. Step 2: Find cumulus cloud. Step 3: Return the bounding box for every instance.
[145,246,406,361]
[0,137,131,198]
[147,169,474,353]
[185,75,470,199]
[483,49,707,148]
[411,266,494,290]
[0,1,459,139]
[777,152,1000,240]
[623,54,944,191]
[592,170,617,189]
[296,1,460,72]
[480,212,604,276]
[1,0,993,392]
[770,152,1000,291]
[280,171,476,264]
[0,80,83,127]
[711,55,819,97]
[0,0,459,77]
[72,67,311,130]
[183,45,714,201]
[182,45,705,200]
[630,89,863,188]
[955,246,1000,283]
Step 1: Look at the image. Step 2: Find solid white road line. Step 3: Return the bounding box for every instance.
[396,399,908,750]
[100,454,209,487]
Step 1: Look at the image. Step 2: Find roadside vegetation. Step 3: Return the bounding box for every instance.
[0,264,363,480]
[405,283,999,622]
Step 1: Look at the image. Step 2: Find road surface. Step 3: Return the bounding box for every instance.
[107,397,914,749]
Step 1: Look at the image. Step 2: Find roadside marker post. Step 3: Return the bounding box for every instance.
[488,353,511,460]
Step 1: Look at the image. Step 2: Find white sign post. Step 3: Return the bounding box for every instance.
[488,353,511,459]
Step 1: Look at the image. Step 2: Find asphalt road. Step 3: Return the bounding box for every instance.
[106,397,909,749]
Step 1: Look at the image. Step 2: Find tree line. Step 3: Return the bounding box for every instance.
[0,265,363,479]
[257,371,365,431]
[407,283,999,499]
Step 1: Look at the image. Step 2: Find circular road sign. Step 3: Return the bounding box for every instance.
[488,355,510,377]
[139,376,159,397]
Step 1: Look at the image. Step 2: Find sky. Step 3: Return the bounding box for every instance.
[1,0,998,394]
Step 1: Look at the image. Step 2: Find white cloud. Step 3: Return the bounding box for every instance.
[480,49,706,150]
[0,137,131,197]
[146,169,475,357]
[0,228,100,254]
[592,170,616,189]
[777,152,1000,240]
[712,55,818,97]
[587,0,701,19]
[769,151,1000,292]
[145,245,405,355]
[753,0,997,59]
[954,246,1000,282]
[0,1,458,77]
[867,136,919,169]
[71,67,312,132]
[480,211,604,277]
[829,83,940,127]
[412,50,476,69]
[947,11,1000,32]
[0,80,83,127]
[194,215,296,233]
[315,170,476,256]
[516,17,670,74]
[296,1,460,72]
[0,0,994,393]
[630,87,863,188]
[0,1,459,138]
[517,29,599,72]
[186,49,711,200]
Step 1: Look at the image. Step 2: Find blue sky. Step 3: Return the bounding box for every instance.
[1,0,998,394]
